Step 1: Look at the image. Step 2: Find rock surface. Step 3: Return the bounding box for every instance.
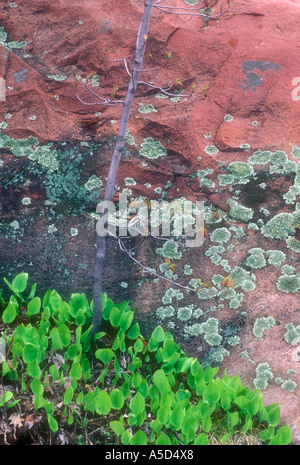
[0,0,300,443]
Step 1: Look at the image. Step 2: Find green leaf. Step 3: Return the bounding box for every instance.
[234,395,249,411]
[130,430,147,445]
[119,310,134,331]
[94,331,106,341]
[113,356,121,381]
[22,343,40,364]
[269,425,292,445]
[30,378,44,396]
[162,339,180,361]
[246,396,260,416]
[69,293,89,317]
[130,392,145,415]
[58,302,71,323]
[58,324,71,347]
[110,306,122,328]
[11,342,23,358]
[69,362,82,381]
[229,411,240,428]
[203,381,221,405]
[65,344,79,361]
[221,391,231,410]
[43,401,54,415]
[194,433,209,445]
[196,379,206,396]
[42,289,51,310]
[157,404,171,425]
[0,391,14,407]
[47,415,58,432]
[75,309,86,326]
[127,323,140,339]
[151,325,165,342]
[204,365,214,383]
[26,297,41,317]
[259,426,274,442]
[138,379,149,398]
[12,273,28,293]
[184,426,196,444]
[49,290,63,310]
[76,391,84,406]
[102,297,114,321]
[170,404,184,429]
[152,369,171,395]
[34,393,44,410]
[128,358,142,371]
[27,282,37,300]
[95,390,111,415]
[95,348,115,365]
[131,372,142,389]
[220,432,232,445]
[202,414,212,433]
[121,381,130,399]
[27,360,41,378]
[2,302,17,324]
[64,386,74,406]
[266,403,281,427]
[49,327,63,350]
[175,357,193,374]
[242,412,253,434]
[49,364,60,382]
[110,389,124,410]
[121,429,131,445]
[148,337,159,352]
[133,338,144,353]
[110,420,124,437]
[2,360,12,378]
[156,433,171,445]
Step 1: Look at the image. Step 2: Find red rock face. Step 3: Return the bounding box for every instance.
[0,0,300,443]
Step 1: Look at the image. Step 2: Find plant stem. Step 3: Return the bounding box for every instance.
[91,0,155,339]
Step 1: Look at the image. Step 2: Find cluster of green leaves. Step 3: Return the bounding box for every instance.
[0,274,292,445]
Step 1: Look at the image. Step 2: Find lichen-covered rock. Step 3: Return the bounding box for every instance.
[0,0,300,443]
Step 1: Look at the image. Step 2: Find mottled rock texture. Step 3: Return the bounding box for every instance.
[0,0,300,443]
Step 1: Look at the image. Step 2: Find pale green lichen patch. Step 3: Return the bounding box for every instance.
[124,177,136,186]
[276,274,300,293]
[248,150,271,165]
[281,265,295,275]
[228,200,254,222]
[224,114,234,122]
[228,161,254,180]
[218,173,235,186]
[253,363,273,390]
[21,197,31,205]
[281,380,297,393]
[246,248,266,269]
[261,213,293,240]
[70,227,78,237]
[291,145,300,158]
[139,138,167,159]
[253,316,276,341]
[47,74,67,81]
[196,168,215,188]
[138,103,157,114]
[210,227,231,244]
[204,145,219,155]
[266,250,286,267]
[84,175,103,190]
[284,323,300,345]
